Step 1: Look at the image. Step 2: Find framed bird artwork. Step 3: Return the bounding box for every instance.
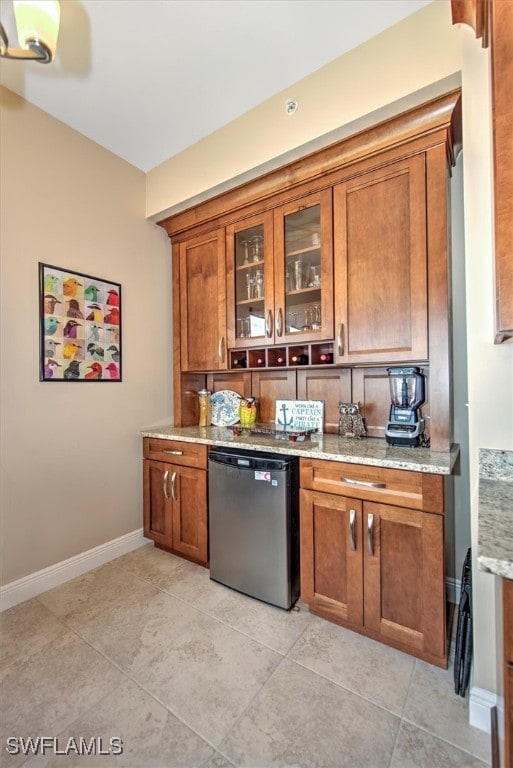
[39,263,122,382]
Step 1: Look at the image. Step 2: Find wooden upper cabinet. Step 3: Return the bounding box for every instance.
[490,0,513,342]
[451,0,512,342]
[226,190,334,349]
[179,229,227,371]
[273,189,334,344]
[333,154,428,365]
[226,211,274,349]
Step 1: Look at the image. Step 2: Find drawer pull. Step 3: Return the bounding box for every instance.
[266,310,273,338]
[337,323,344,356]
[171,471,177,501]
[163,450,184,456]
[367,513,374,556]
[163,470,170,500]
[341,477,386,489]
[276,308,283,337]
[218,337,225,364]
[349,509,356,551]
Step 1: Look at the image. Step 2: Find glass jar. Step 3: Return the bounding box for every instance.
[198,389,211,427]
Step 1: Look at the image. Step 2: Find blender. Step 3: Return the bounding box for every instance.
[385,367,425,447]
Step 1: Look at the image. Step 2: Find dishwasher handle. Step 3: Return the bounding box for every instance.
[208,451,293,472]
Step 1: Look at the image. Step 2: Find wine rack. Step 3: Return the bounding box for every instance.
[229,342,334,370]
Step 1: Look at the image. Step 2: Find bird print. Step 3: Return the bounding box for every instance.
[106,289,119,307]
[44,274,59,293]
[44,359,61,378]
[84,284,101,302]
[104,307,119,325]
[87,343,104,360]
[105,362,119,379]
[88,324,101,341]
[86,304,103,322]
[44,317,60,335]
[63,341,81,359]
[106,344,120,362]
[106,363,119,379]
[44,339,61,358]
[63,277,82,297]
[64,360,81,379]
[106,326,120,343]
[85,362,102,379]
[66,299,84,319]
[44,294,61,314]
[63,320,81,339]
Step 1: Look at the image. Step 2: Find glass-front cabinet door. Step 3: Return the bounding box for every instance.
[273,189,333,344]
[226,211,274,349]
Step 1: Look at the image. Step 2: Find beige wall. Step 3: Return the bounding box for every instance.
[147,1,462,218]
[0,87,171,585]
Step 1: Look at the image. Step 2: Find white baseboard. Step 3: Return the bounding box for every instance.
[0,528,150,612]
[446,576,461,604]
[469,686,503,735]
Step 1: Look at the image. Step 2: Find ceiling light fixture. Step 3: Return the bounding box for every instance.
[0,0,60,63]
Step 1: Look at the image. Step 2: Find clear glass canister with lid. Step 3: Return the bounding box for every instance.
[198,389,211,426]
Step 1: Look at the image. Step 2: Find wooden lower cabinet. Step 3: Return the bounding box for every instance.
[143,439,208,565]
[300,459,447,667]
[300,490,363,627]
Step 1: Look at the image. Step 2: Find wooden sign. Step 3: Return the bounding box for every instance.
[275,399,324,433]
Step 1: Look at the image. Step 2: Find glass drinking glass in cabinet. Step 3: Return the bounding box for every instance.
[237,317,251,338]
[251,235,263,262]
[307,265,321,287]
[255,270,264,298]
[245,272,256,300]
[293,259,303,290]
[241,239,250,265]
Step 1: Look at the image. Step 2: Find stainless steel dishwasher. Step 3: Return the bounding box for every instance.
[208,447,299,610]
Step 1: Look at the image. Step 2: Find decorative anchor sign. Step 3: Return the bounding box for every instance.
[275,399,324,433]
[277,402,294,429]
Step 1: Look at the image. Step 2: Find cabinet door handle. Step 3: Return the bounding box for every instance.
[337,323,344,356]
[218,337,225,363]
[163,450,183,456]
[266,310,273,338]
[349,508,356,551]
[163,470,170,500]
[276,308,283,337]
[170,471,177,501]
[367,513,374,556]
[341,477,386,489]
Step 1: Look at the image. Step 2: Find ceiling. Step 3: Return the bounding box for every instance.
[0,0,432,173]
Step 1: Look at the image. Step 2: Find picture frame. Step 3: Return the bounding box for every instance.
[39,263,122,382]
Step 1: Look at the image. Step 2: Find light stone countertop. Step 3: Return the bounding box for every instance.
[140,424,459,475]
[478,449,513,580]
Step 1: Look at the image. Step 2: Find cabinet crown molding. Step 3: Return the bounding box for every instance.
[451,0,491,47]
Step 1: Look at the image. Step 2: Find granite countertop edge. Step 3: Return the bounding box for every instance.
[140,424,459,475]
[477,449,513,580]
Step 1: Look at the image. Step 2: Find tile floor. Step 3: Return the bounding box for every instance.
[1,544,491,767]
